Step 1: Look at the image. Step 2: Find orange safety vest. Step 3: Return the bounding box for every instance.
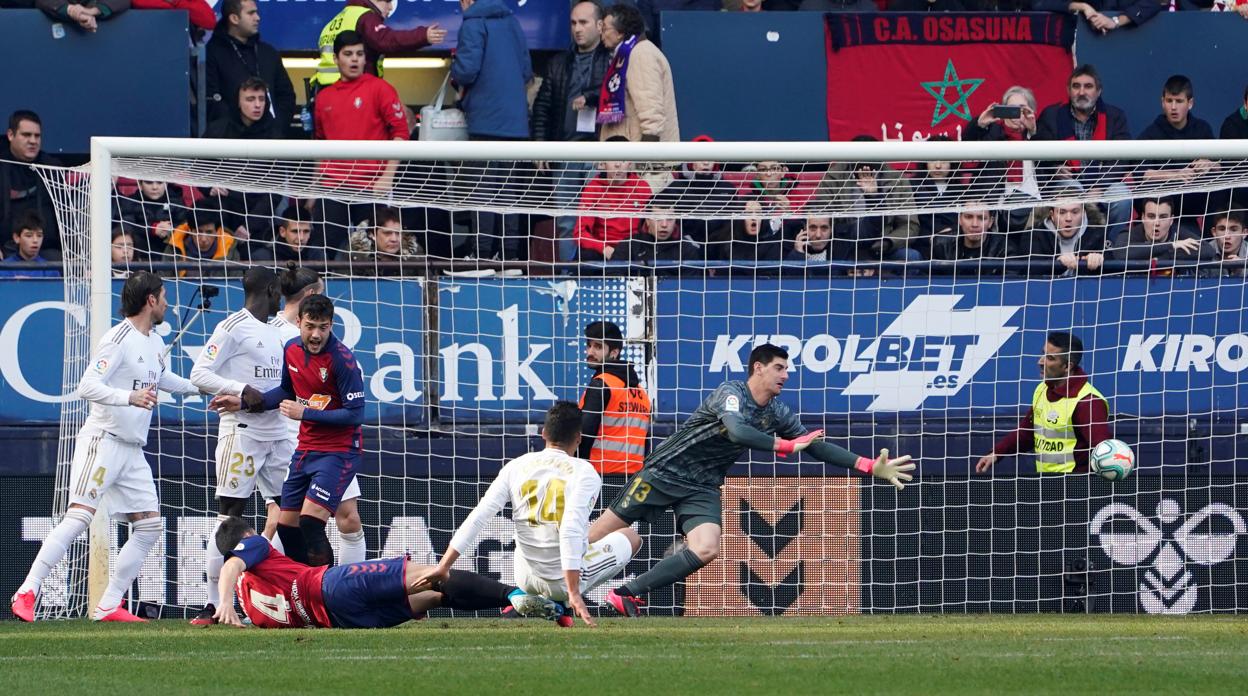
[579,372,651,475]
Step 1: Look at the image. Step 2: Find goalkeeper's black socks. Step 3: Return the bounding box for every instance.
[276,523,308,564]
[300,515,335,567]
[438,570,515,610]
[621,548,708,596]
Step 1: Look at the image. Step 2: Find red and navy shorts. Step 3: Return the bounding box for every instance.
[321,557,423,629]
[280,450,360,514]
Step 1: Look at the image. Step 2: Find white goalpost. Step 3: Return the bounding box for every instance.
[26,136,1248,618]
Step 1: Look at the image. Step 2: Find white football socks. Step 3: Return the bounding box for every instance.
[205,514,230,607]
[96,516,162,613]
[339,529,366,565]
[18,507,93,596]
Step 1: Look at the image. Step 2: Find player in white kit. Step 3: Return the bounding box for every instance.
[11,272,203,622]
[188,267,289,624]
[416,402,641,627]
[269,263,366,565]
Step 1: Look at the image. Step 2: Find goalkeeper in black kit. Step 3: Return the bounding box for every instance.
[588,344,916,617]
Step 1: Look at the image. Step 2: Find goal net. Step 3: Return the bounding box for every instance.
[27,138,1248,618]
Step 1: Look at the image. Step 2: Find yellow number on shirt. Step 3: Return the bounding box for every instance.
[519,478,567,526]
[229,453,256,477]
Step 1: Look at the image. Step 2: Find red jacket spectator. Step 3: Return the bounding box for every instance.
[130,0,214,30]
[349,0,439,77]
[576,169,651,258]
[314,73,407,188]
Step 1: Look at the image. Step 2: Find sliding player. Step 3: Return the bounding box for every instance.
[588,343,916,616]
[212,517,561,628]
[271,264,366,565]
[417,401,641,627]
[11,272,203,622]
[188,267,287,625]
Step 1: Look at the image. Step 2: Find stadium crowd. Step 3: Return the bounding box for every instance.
[2,0,1248,279]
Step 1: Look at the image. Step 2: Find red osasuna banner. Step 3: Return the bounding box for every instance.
[825,13,1075,142]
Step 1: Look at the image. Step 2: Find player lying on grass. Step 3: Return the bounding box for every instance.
[212,516,563,628]
[589,343,916,616]
[415,401,643,627]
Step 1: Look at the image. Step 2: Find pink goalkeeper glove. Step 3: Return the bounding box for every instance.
[775,429,825,458]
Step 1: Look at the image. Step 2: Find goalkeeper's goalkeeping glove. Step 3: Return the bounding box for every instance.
[775,430,825,457]
[854,448,916,491]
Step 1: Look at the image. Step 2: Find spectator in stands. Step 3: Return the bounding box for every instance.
[912,147,963,256]
[966,86,1042,202]
[598,2,680,143]
[451,0,533,260]
[1,110,61,257]
[314,31,408,249]
[345,206,422,276]
[1203,210,1248,277]
[1136,75,1219,224]
[203,77,282,140]
[532,0,612,262]
[576,157,652,262]
[816,137,922,263]
[1108,197,1207,273]
[1035,65,1132,243]
[742,161,798,215]
[1024,191,1107,276]
[0,211,59,278]
[36,0,127,33]
[110,227,138,276]
[166,199,240,275]
[710,199,788,263]
[888,0,966,9]
[929,204,1008,263]
[1221,85,1248,139]
[1034,0,1163,33]
[621,208,701,264]
[787,216,834,262]
[311,0,447,90]
[205,0,295,135]
[115,179,184,259]
[654,139,737,244]
[263,207,326,264]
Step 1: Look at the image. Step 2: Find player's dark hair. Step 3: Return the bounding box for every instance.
[242,266,279,299]
[11,209,44,237]
[120,271,164,318]
[1046,332,1083,370]
[604,2,645,39]
[299,293,335,322]
[281,203,308,226]
[215,515,255,557]
[7,109,40,132]
[543,400,583,447]
[280,261,320,299]
[1162,74,1193,100]
[238,76,268,96]
[334,30,364,56]
[374,206,402,229]
[748,343,789,375]
[1070,64,1101,91]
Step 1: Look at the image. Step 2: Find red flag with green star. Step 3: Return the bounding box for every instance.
[824,13,1074,142]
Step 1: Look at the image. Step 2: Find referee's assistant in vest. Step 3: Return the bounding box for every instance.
[976,331,1111,474]
[577,321,651,476]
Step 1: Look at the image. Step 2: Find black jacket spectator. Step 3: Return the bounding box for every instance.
[1137,113,1215,141]
[531,42,610,142]
[1024,204,1108,275]
[114,183,187,258]
[202,108,283,140]
[1035,98,1130,190]
[205,17,296,134]
[1109,222,1208,268]
[1220,107,1248,140]
[930,230,1008,262]
[709,219,787,263]
[0,137,61,256]
[621,230,702,265]
[655,163,739,243]
[1032,0,1164,27]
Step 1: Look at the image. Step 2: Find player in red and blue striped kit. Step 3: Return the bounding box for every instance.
[211,517,564,629]
[213,293,363,568]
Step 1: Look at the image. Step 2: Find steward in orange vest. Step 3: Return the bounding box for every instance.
[578,321,650,475]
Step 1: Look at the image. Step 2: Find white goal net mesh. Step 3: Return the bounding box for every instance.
[26,140,1248,618]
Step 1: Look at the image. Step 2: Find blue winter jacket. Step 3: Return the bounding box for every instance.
[450,0,533,138]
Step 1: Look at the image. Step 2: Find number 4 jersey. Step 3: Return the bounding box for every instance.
[228,535,332,628]
[449,448,602,583]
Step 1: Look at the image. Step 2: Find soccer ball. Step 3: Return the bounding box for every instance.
[1090,439,1135,481]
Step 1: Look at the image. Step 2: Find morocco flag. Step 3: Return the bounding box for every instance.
[825,13,1074,142]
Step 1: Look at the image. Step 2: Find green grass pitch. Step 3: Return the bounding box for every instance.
[2,615,1246,694]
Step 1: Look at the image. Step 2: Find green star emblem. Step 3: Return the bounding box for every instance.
[920,59,984,127]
